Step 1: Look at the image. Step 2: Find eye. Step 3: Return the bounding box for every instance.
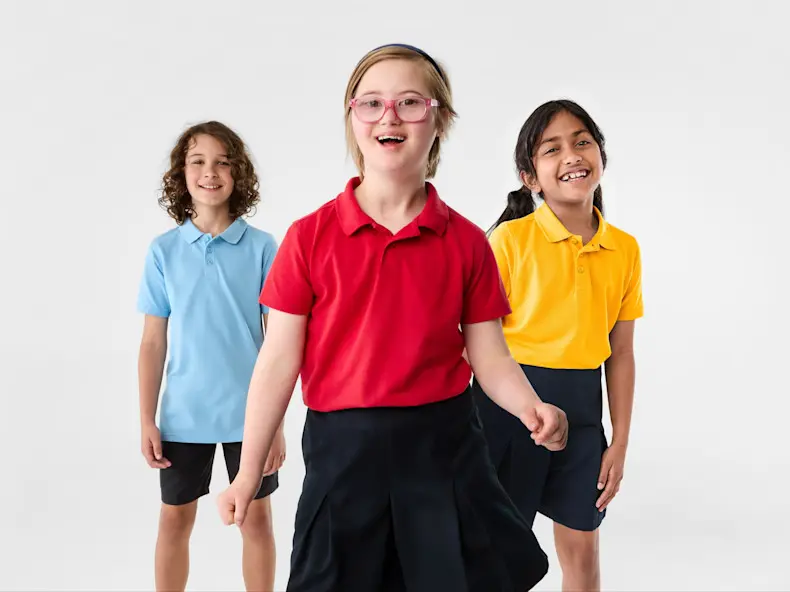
[544,147,558,155]
[189,159,204,165]
[218,160,230,166]
[400,97,421,106]
[577,140,591,146]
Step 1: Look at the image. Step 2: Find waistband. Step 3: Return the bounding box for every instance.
[305,387,474,432]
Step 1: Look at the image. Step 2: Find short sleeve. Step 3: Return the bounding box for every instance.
[487,223,512,299]
[259,234,279,314]
[137,243,170,317]
[618,240,644,321]
[461,228,512,324]
[259,221,314,315]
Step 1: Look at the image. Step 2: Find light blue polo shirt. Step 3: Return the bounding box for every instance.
[137,217,278,444]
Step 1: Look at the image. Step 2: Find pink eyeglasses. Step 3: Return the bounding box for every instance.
[349,95,440,123]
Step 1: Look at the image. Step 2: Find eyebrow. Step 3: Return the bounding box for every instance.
[538,129,590,146]
[186,153,228,158]
[356,89,427,97]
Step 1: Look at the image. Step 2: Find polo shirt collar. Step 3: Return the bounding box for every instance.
[178,217,248,244]
[534,202,616,250]
[335,177,449,236]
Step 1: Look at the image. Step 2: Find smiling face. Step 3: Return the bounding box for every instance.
[524,110,604,209]
[184,134,235,211]
[349,58,440,180]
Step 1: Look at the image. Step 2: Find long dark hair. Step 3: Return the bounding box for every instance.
[489,100,607,233]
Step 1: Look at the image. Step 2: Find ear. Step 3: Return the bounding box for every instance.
[519,170,541,194]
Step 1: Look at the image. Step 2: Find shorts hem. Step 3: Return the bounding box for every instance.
[539,507,606,532]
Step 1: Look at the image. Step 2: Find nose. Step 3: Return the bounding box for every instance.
[379,101,402,125]
[202,163,219,178]
[562,144,583,165]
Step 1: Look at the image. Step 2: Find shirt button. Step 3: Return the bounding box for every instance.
[207,246,213,253]
[207,259,213,265]
[577,266,584,273]
[571,238,578,244]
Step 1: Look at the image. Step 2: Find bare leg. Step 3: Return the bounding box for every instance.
[553,522,600,592]
[239,496,276,591]
[155,501,198,591]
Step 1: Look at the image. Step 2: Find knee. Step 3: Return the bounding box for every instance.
[556,530,599,575]
[159,503,197,541]
[240,498,274,542]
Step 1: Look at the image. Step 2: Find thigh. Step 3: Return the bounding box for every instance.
[540,426,608,531]
[471,378,551,528]
[160,442,216,506]
[286,414,395,592]
[222,442,279,499]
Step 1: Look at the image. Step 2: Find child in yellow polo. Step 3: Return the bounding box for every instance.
[472,99,643,592]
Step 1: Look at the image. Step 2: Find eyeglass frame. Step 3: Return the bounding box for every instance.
[348,96,440,123]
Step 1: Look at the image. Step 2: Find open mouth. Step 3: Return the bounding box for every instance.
[377,135,405,145]
[560,170,589,182]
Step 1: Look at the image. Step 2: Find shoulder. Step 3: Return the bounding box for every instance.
[284,198,339,241]
[243,223,278,249]
[446,206,489,243]
[491,213,538,240]
[146,226,181,258]
[603,220,641,254]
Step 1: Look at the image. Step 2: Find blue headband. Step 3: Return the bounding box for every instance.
[367,43,445,82]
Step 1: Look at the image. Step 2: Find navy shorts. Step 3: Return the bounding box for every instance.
[159,441,278,506]
[287,388,549,592]
[472,365,608,532]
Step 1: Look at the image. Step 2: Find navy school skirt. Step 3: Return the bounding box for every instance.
[286,387,549,592]
[472,365,608,532]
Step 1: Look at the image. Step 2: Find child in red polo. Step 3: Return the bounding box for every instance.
[216,44,569,592]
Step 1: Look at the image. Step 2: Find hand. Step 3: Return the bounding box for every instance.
[520,403,568,451]
[596,443,627,512]
[141,422,170,469]
[217,473,260,527]
[263,428,286,477]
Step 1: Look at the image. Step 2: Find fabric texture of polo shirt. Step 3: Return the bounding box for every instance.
[260,177,511,412]
[488,202,643,370]
[137,217,278,443]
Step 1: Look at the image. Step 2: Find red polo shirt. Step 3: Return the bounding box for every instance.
[260,177,511,411]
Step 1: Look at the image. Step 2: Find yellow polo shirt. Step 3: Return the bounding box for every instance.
[488,203,643,369]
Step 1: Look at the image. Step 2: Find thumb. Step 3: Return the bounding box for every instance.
[520,406,540,431]
[152,435,163,460]
[234,498,249,527]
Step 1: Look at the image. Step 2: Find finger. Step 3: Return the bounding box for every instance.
[598,480,621,511]
[597,457,612,490]
[219,499,235,526]
[262,455,274,477]
[143,444,155,465]
[596,473,619,510]
[534,412,559,446]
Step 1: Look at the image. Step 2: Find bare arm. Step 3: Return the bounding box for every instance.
[138,315,168,427]
[263,312,285,437]
[605,320,636,448]
[237,309,306,482]
[463,319,541,417]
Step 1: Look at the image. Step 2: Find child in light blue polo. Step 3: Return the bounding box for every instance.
[136,121,283,591]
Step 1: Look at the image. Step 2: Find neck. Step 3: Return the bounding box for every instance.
[354,170,428,221]
[546,197,598,238]
[190,205,233,237]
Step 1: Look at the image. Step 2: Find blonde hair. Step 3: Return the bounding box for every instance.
[344,45,458,179]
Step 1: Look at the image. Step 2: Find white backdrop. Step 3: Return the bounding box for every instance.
[1,0,788,590]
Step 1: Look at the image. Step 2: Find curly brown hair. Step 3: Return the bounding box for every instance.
[159,121,260,224]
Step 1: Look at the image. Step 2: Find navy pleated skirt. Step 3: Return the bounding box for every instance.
[286,387,549,592]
